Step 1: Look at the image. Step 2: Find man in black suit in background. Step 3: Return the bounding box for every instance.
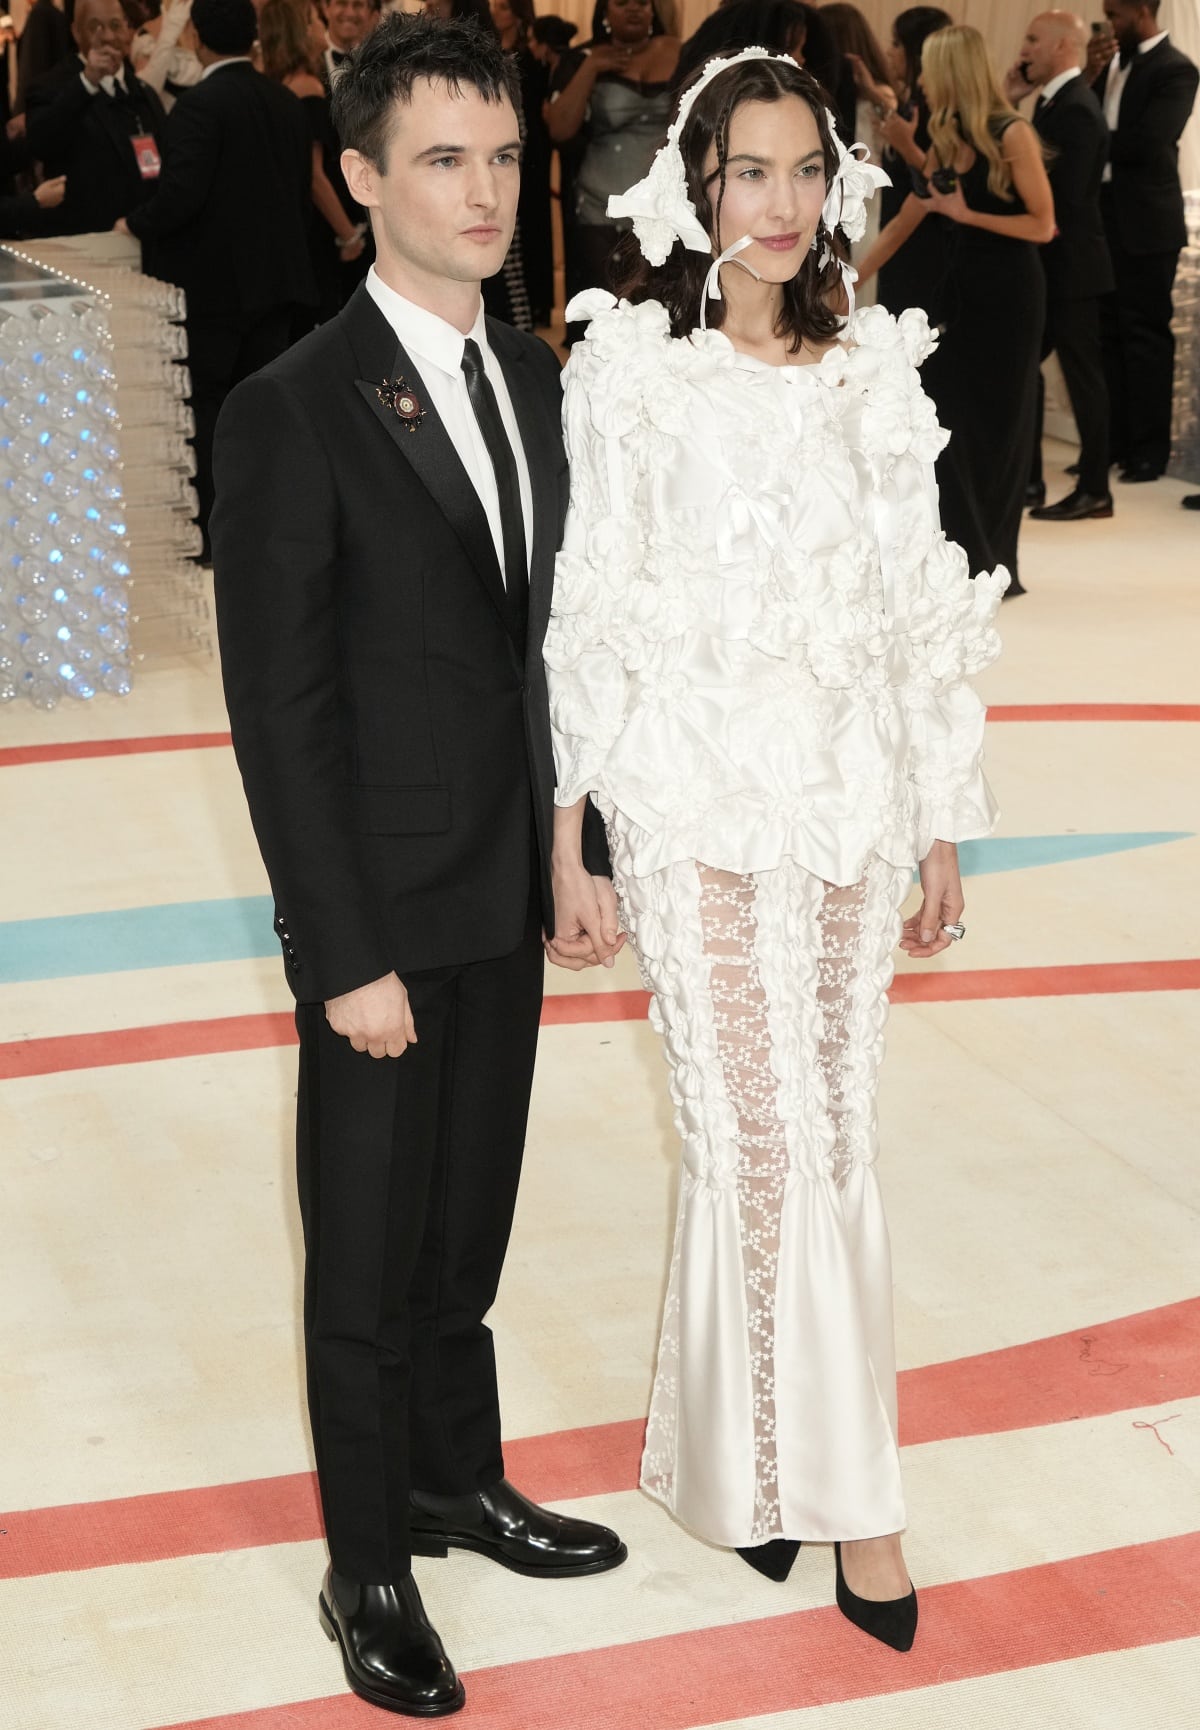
[1009,11,1115,521]
[119,0,315,559]
[24,0,167,235]
[1087,0,1198,482]
[211,17,625,1717]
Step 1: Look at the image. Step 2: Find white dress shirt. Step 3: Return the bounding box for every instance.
[1040,66,1082,104]
[199,56,254,80]
[1102,31,1168,180]
[366,267,534,586]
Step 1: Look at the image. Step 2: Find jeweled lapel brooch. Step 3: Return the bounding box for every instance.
[376,376,426,429]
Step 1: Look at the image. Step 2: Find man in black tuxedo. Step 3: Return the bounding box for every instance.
[1087,0,1199,482]
[211,16,625,1717]
[1009,11,1115,521]
[23,0,167,235]
[120,0,315,559]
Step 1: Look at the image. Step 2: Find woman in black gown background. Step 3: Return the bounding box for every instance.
[858,24,1053,599]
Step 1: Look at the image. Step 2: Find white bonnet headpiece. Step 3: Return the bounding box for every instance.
[606,47,890,325]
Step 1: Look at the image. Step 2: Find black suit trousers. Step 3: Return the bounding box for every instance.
[1031,294,1110,498]
[187,308,294,552]
[1099,192,1180,472]
[295,891,544,1583]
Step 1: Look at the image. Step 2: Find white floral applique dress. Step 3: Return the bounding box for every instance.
[544,291,1007,1548]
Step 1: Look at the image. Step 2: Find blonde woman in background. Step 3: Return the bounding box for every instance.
[858,24,1054,599]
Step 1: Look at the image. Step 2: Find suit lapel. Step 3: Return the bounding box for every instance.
[488,319,562,666]
[343,287,510,633]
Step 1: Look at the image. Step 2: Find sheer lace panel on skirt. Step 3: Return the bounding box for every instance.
[815,878,872,1191]
[696,865,789,1543]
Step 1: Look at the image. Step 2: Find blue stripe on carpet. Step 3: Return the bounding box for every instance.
[0,834,1191,984]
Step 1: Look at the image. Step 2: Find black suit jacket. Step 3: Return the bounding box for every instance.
[126,61,315,321]
[24,54,167,234]
[1033,74,1113,299]
[1093,38,1199,255]
[211,285,606,1001]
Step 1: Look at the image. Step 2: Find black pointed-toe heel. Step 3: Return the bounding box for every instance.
[735,1539,801,1582]
[833,1542,918,1652]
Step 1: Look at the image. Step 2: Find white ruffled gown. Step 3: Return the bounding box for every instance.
[545,290,1007,1549]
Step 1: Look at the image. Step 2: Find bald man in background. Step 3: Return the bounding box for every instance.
[1009,11,1114,521]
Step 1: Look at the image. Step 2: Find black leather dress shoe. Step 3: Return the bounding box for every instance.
[1029,487,1114,521]
[318,1569,465,1716]
[1118,461,1164,483]
[1024,481,1046,507]
[410,1479,628,1577]
[1182,494,1200,511]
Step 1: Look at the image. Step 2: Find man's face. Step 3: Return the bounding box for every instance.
[327,0,371,52]
[1020,17,1060,85]
[1103,1,1145,54]
[343,79,521,298]
[73,0,133,61]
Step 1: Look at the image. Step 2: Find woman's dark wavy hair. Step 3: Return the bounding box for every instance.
[610,56,844,350]
[891,6,952,99]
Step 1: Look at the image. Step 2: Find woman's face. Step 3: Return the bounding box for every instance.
[704,94,828,284]
[490,0,515,35]
[605,0,653,47]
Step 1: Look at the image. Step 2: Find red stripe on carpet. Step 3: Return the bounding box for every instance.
[988,703,1200,722]
[3,1297,1195,1582]
[1,707,1196,772]
[150,1530,1200,1730]
[5,959,1199,1082]
[0,732,233,768]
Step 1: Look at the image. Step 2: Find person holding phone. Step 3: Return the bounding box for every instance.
[857,24,1054,598]
[1005,11,1113,523]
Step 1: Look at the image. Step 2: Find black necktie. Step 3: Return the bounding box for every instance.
[1034,93,1046,117]
[461,337,528,633]
[330,48,347,66]
[1118,46,1135,70]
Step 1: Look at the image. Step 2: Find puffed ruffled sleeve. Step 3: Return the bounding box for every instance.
[902,457,1007,854]
[544,295,646,807]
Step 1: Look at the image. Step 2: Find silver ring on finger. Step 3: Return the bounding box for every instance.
[941,921,966,941]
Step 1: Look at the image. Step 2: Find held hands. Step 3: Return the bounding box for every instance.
[546,857,626,972]
[899,840,965,960]
[325,970,417,1058]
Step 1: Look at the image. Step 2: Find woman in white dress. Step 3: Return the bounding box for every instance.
[543,48,1007,1652]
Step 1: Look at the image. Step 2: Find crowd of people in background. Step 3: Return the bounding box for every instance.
[0,0,1197,561]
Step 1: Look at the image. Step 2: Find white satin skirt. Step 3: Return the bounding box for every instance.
[617,849,912,1548]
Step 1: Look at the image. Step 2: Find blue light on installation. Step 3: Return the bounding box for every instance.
[57,627,70,642]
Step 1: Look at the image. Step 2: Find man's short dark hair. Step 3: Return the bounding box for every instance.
[191,0,257,57]
[331,14,521,171]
